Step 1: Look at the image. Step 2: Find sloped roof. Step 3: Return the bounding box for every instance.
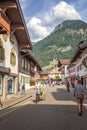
[0,0,32,50]
[58,59,70,67]
[71,40,87,63]
[19,50,42,71]
[0,8,10,33]
[40,70,49,75]
[68,62,76,69]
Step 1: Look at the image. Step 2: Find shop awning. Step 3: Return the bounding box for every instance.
[69,73,78,78]
[69,74,74,78]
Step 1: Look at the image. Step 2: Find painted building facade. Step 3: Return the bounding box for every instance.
[0,34,18,99]
[58,59,70,81]
[68,40,87,89]
[18,51,42,90]
[0,0,32,99]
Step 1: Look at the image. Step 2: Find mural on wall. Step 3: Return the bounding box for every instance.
[2,34,8,42]
[10,48,16,66]
[10,35,15,45]
[0,38,5,63]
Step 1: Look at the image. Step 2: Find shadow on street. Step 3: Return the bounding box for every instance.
[51,87,75,101]
[0,103,87,130]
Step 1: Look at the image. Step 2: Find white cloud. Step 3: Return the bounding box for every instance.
[53,1,81,20]
[27,1,81,42]
[27,17,49,42]
[44,1,81,24]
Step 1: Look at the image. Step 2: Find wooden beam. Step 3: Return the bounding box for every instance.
[11,24,24,30]
[0,29,7,34]
[0,2,17,9]
[0,11,10,33]
[3,8,7,13]
[18,45,30,50]
[10,29,15,36]
[18,42,29,45]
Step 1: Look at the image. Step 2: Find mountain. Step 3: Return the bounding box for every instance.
[32,20,87,67]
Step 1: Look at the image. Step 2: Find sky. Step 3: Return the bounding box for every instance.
[19,0,87,42]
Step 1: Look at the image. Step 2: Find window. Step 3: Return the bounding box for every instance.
[23,77,25,83]
[25,60,27,69]
[21,76,23,83]
[11,53,15,65]
[0,75,3,95]
[22,59,24,68]
[2,34,8,42]
[25,77,27,83]
[10,48,16,66]
[80,64,82,70]
[27,78,29,83]
[0,46,2,59]
[0,45,5,62]
[28,63,30,71]
[86,56,87,62]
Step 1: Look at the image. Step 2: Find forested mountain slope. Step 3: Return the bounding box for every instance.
[32,20,87,67]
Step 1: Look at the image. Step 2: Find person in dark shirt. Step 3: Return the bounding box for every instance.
[0,97,3,107]
[74,79,85,116]
[22,84,25,94]
[66,79,70,92]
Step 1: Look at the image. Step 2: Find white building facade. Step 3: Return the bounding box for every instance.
[69,48,87,89]
[0,34,18,99]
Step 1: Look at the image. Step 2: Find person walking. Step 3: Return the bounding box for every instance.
[35,81,41,95]
[66,79,70,92]
[41,80,45,86]
[0,97,3,107]
[35,81,41,103]
[74,79,85,116]
[22,83,25,94]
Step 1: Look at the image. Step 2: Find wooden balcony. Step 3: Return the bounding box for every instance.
[0,9,10,34]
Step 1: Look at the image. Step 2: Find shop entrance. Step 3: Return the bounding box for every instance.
[7,76,14,94]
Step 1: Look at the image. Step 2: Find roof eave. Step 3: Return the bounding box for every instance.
[15,0,32,50]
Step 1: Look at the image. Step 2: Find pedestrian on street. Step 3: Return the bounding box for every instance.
[41,80,45,87]
[74,79,85,116]
[0,97,3,108]
[22,83,25,94]
[35,81,41,94]
[66,79,70,92]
